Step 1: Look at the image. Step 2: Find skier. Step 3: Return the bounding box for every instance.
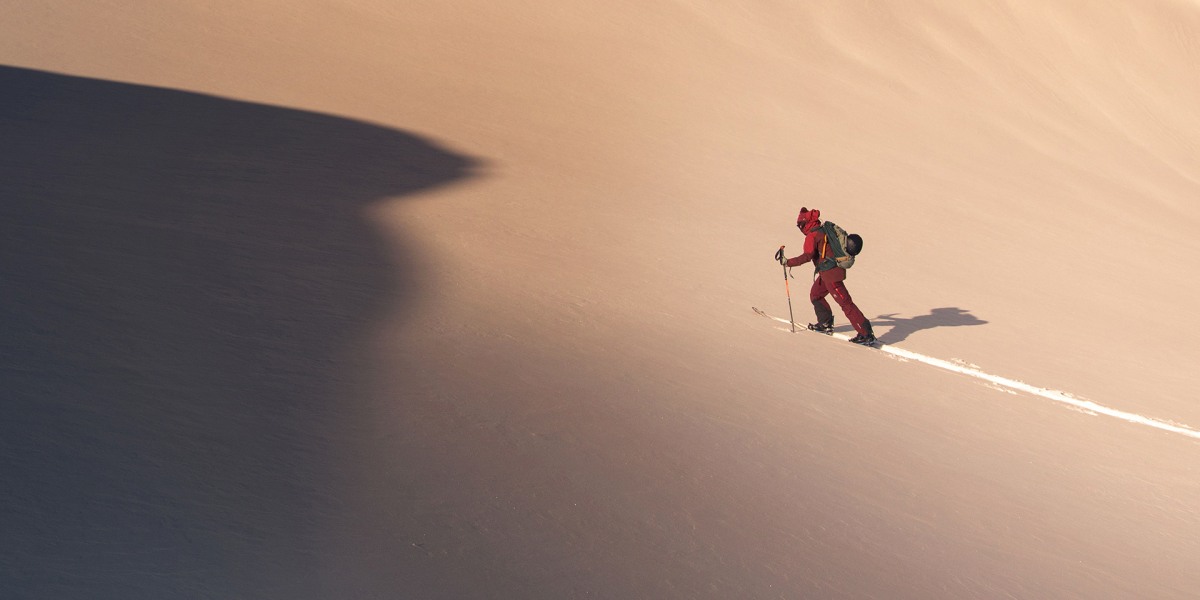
[778,207,876,345]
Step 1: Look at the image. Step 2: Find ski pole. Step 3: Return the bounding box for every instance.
[775,246,796,333]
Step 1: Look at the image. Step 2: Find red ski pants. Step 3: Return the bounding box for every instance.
[810,276,870,336]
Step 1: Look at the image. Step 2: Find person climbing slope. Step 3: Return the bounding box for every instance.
[778,207,876,345]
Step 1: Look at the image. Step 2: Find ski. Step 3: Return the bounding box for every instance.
[751,306,880,348]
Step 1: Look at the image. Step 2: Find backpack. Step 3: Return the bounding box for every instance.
[817,221,862,270]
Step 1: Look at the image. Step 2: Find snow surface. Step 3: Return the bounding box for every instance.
[758,308,1200,441]
[4,1,1200,598]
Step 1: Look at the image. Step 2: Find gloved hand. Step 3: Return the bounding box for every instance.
[775,246,788,266]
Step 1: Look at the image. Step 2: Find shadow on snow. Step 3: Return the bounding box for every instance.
[0,65,478,599]
[871,307,989,344]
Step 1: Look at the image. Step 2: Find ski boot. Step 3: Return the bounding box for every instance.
[807,321,834,335]
[849,321,877,346]
[848,333,877,346]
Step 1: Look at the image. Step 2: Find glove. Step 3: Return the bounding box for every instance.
[775,246,787,266]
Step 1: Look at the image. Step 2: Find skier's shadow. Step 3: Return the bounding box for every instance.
[870,307,988,344]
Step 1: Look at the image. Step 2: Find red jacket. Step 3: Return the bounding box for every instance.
[785,220,847,283]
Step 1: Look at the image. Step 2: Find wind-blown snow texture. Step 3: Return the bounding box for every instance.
[4,1,1200,598]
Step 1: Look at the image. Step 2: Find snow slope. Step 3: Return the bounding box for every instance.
[4,1,1200,598]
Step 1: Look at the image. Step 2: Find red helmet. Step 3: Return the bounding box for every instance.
[796,207,821,231]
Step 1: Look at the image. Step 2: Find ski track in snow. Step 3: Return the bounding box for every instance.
[753,308,1200,442]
